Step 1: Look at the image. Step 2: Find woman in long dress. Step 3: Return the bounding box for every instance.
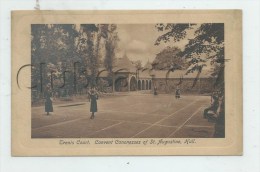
[89,89,98,119]
[154,86,158,95]
[45,91,53,115]
[175,88,181,99]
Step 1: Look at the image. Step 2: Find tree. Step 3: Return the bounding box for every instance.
[104,24,119,74]
[31,23,121,100]
[31,24,82,98]
[80,24,99,87]
[152,46,186,71]
[132,60,142,70]
[155,23,225,90]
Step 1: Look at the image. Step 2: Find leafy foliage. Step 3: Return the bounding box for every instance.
[154,23,225,90]
[132,60,143,70]
[152,46,186,71]
[31,24,119,100]
[104,24,119,74]
[155,24,192,45]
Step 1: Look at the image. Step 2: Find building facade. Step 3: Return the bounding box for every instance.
[100,53,216,94]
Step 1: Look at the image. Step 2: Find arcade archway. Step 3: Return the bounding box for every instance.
[149,80,152,89]
[142,80,145,90]
[115,77,128,92]
[129,76,137,91]
[138,80,142,90]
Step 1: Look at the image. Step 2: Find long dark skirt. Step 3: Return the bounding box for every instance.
[45,99,53,112]
[90,100,97,112]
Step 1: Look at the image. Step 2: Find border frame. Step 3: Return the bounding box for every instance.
[11,10,242,156]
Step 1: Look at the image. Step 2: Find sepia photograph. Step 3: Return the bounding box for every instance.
[30,23,225,139]
[1,0,259,169]
[11,10,242,155]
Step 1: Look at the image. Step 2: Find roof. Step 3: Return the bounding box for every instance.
[97,52,213,79]
[113,53,136,73]
[151,69,213,79]
[97,67,213,79]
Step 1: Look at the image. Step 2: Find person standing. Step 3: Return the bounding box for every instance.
[45,87,53,115]
[175,87,181,99]
[89,89,98,119]
[154,86,158,95]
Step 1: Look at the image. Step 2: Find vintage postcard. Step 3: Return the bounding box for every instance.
[12,10,242,156]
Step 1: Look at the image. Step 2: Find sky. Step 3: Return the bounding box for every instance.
[116,24,196,65]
